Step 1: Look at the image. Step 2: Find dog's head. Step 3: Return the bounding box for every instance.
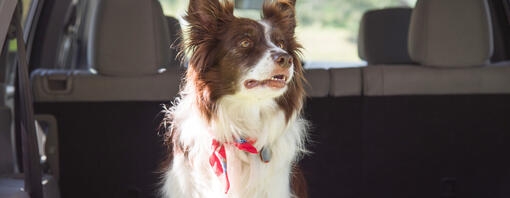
[183,0,304,121]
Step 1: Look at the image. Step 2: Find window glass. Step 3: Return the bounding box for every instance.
[295,0,416,68]
[4,0,35,85]
[7,0,33,51]
[160,0,188,17]
[159,0,417,68]
[0,0,36,173]
[21,0,34,26]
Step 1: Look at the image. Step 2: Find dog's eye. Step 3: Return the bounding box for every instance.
[276,41,285,49]
[239,39,253,48]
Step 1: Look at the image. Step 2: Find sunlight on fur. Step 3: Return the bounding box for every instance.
[159,0,308,197]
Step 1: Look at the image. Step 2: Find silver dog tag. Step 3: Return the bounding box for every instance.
[259,146,272,163]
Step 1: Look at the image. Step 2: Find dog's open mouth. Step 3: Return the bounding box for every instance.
[244,74,288,89]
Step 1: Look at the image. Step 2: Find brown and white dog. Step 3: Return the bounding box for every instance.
[160,0,308,197]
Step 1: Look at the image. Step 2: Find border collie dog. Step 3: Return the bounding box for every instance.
[160,0,308,197]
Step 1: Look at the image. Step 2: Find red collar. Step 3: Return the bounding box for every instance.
[209,138,258,194]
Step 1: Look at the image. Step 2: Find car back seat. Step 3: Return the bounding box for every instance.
[303,7,413,198]
[358,7,414,65]
[361,0,510,197]
[165,16,182,70]
[363,1,510,96]
[30,0,181,197]
[302,66,363,198]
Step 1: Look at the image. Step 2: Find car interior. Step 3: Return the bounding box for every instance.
[1,0,510,197]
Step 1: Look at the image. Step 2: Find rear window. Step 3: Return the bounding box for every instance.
[159,0,417,68]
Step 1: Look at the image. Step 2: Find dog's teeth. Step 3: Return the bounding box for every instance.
[271,75,286,81]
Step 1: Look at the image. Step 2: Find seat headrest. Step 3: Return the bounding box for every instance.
[358,7,414,65]
[94,0,171,76]
[166,16,182,68]
[408,0,493,67]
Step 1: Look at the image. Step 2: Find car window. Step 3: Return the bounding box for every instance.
[159,0,417,68]
[0,0,35,174]
[6,0,34,53]
[21,0,34,26]
[0,0,36,117]
[3,0,35,86]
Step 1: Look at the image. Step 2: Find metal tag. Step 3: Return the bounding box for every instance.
[259,146,272,163]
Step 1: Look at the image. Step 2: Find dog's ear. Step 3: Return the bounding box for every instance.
[262,0,297,26]
[262,0,297,36]
[184,0,234,74]
[185,0,234,30]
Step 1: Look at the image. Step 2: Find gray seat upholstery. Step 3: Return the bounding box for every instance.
[302,25,364,197]
[305,6,383,98]
[358,7,414,65]
[488,0,510,62]
[408,0,493,67]
[359,1,510,197]
[304,69,330,97]
[329,67,362,97]
[94,0,171,76]
[363,65,510,96]
[305,67,362,97]
[31,68,180,102]
[0,175,60,198]
[363,0,510,96]
[166,16,183,69]
[30,0,183,197]
[302,67,363,197]
[307,6,404,100]
[304,67,362,98]
[0,177,29,198]
[31,0,181,102]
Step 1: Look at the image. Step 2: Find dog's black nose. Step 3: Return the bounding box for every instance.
[272,52,293,68]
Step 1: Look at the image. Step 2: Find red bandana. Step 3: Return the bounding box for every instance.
[209,138,258,194]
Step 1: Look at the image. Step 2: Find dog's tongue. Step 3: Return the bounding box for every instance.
[244,79,286,89]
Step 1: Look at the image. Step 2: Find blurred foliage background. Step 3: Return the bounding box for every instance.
[160,0,416,63]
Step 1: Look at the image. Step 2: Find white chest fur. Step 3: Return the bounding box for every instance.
[161,93,307,198]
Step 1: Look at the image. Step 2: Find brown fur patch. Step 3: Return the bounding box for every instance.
[292,165,309,198]
[183,0,306,122]
[160,0,307,189]
[263,0,306,121]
